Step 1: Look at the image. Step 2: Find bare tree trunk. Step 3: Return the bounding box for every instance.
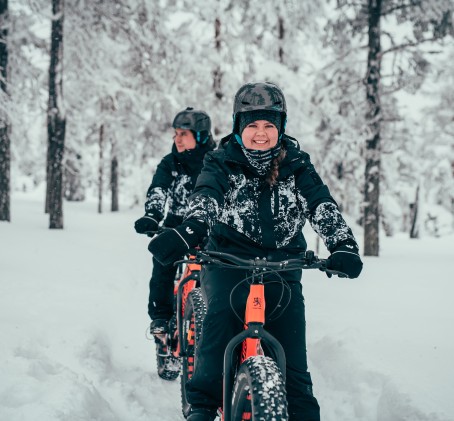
[0,0,10,222]
[409,184,420,239]
[213,17,223,136]
[110,136,119,212]
[278,16,284,64]
[47,0,66,229]
[363,0,382,256]
[98,123,104,214]
[45,141,51,213]
[110,155,119,212]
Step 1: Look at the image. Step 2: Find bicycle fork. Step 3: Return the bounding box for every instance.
[222,283,287,421]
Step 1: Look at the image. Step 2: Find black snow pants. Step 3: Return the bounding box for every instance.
[186,265,320,421]
[147,256,177,320]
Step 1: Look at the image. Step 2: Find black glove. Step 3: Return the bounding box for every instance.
[134,215,159,234]
[148,220,207,266]
[327,242,363,279]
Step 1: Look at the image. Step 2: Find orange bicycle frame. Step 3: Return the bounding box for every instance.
[241,284,265,362]
[222,276,286,421]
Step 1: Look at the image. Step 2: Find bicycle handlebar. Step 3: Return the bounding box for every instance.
[178,249,348,278]
[138,227,170,238]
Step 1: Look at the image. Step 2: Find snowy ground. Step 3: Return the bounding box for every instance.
[1,193,453,421]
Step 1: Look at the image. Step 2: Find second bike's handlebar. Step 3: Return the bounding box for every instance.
[177,249,348,278]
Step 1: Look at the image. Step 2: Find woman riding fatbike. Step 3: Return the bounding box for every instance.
[149,82,363,421]
[134,107,215,336]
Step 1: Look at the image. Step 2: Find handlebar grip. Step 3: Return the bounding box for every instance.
[318,259,348,278]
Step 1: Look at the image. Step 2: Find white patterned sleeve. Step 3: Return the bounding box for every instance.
[309,202,357,251]
[185,195,220,231]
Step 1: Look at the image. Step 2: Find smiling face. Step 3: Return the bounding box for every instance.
[240,120,279,150]
[173,128,196,152]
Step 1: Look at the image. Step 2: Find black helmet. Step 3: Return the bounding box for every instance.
[233,82,287,134]
[172,107,211,144]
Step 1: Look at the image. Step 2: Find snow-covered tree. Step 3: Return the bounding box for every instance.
[4,0,453,241]
[321,0,453,254]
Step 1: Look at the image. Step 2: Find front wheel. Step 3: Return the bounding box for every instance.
[180,288,207,418]
[231,355,288,421]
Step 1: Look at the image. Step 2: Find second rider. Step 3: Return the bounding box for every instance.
[134,107,215,335]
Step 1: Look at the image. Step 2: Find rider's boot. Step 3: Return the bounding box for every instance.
[187,406,217,421]
[150,318,169,335]
[150,319,170,344]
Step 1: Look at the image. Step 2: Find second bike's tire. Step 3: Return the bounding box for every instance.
[156,316,181,381]
[180,288,207,418]
[231,355,288,421]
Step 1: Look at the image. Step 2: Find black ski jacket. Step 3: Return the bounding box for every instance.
[144,142,215,228]
[185,134,358,275]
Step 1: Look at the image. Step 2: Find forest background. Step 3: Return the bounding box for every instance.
[0,0,453,255]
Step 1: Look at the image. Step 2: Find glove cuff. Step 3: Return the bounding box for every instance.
[145,210,162,224]
[174,219,208,249]
[331,240,359,255]
[142,214,159,225]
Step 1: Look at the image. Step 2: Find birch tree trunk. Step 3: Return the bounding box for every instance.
[0,0,10,222]
[47,0,66,229]
[363,0,382,256]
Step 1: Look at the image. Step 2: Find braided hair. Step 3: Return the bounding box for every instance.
[265,147,287,187]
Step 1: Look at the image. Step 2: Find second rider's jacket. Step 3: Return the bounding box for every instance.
[185,134,358,263]
[145,142,215,228]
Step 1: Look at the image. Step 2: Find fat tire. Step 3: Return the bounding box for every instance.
[180,288,207,418]
[231,355,288,421]
[156,316,180,381]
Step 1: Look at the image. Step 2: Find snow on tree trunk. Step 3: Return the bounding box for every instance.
[0,0,10,222]
[363,0,382,256]
[64,150,84,201]
[47,0,66,229]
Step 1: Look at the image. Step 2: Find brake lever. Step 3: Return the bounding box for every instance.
[318,263,348,279]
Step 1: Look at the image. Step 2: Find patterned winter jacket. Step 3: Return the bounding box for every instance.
[185,134,358,265]
[144,142,215,228]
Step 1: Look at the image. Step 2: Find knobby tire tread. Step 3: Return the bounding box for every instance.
[180,288,207,418]
[231,355,288,421]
